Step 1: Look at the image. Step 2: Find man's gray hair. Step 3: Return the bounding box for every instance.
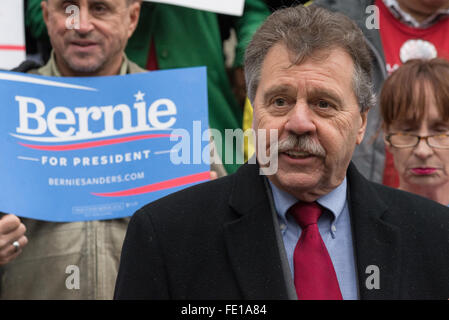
[244,5,376,113]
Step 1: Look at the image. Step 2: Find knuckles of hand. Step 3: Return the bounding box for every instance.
[0,215,21,234]
[0,216,27,259]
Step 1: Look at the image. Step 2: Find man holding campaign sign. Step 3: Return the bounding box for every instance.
[0,0,210,299]
[27,0,271,176]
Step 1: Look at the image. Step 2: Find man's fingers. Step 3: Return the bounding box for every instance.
[0,249,20,265]
[0,235,28,265]
[0,214,21,234]
[15,235,28,251]
[0,221,26,250]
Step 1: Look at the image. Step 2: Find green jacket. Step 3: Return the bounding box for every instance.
[26,1,270,173]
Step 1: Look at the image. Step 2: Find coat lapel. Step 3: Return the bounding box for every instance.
[224,162,402,299]
[347,163,402,299]
[224,163,289,299]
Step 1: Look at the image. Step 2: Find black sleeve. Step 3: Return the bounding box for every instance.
[114,209,170,299]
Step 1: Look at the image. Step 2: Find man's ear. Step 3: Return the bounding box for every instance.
[41,0,49,27]
[127,1,141,39]
[356,110,368,145]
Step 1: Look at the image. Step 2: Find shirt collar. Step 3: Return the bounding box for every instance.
[383,0,449,28]
[38,50,129,77]
[268,177,347,224]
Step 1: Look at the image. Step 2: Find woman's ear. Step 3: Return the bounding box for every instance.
[383,124,393,152]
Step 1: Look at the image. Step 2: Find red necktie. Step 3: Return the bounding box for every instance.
[289,202,343,300]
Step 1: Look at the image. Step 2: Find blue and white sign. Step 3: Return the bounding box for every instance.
[0,67,210,222]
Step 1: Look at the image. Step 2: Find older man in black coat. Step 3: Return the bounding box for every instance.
[114,5,449,300]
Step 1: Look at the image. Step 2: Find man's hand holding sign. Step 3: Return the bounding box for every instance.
[0,0,210,299]
[0,215,27,265]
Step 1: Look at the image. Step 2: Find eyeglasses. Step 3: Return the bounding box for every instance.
[386,132,449,149]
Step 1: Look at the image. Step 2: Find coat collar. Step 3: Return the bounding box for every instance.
[226,162,402,300]
[346,163,402,299]
[225,163,289,299]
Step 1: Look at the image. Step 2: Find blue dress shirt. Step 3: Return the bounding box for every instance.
[269,178,359,300]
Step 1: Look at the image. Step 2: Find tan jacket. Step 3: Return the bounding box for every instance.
[0,54,145,299]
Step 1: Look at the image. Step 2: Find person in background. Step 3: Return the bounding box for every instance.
[381,58,449,206]
[0,0,143,299]
[26,0,271,176]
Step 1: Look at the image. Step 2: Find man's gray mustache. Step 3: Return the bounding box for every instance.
[276,135,326,157]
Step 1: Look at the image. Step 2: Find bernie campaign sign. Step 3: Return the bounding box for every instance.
[0,67,210,222]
